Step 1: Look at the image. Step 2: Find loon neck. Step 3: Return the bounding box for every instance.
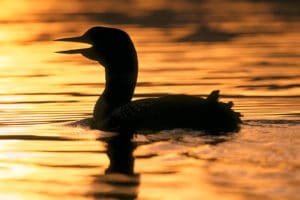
[93,61,138,125]
[103,67,138,103]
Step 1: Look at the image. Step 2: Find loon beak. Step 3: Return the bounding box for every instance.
[55,36,91,54]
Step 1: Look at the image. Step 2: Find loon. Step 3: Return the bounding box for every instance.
[56,26,241,133]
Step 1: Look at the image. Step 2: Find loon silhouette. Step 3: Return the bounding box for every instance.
[56,26,241,133]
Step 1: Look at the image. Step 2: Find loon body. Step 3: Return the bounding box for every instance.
[56,26,241,133]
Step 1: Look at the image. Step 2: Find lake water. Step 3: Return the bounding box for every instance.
[0,0,299,199]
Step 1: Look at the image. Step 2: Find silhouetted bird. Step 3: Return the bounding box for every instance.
[56,26,242,134]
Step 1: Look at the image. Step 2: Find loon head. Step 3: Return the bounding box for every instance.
[56,26,137,70]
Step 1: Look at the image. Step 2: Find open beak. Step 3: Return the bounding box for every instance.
[55,35,91,54]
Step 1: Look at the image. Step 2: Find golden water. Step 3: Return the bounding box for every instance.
[0,0,299,199]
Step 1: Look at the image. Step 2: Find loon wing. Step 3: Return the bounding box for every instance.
[102,91,241,133]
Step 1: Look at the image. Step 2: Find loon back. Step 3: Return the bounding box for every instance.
[97,91,241,133]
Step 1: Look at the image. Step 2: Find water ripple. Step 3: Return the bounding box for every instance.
[0,135,75,141]
[237,84,300,90]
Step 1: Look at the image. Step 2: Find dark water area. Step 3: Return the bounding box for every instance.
[0,0,299,199]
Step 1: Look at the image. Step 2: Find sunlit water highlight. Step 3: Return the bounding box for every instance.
[0,0,299,199]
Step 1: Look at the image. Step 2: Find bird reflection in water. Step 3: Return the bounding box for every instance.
[92,133,140,200]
